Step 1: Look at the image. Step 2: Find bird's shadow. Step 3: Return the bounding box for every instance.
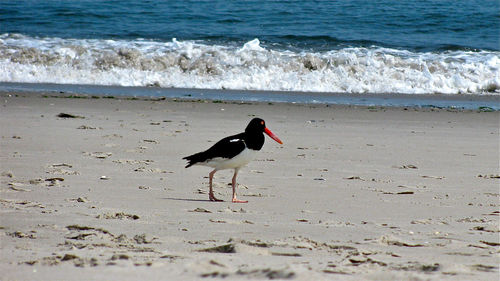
[161,197,225,203]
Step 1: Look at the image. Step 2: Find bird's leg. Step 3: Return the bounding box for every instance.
[208,169,223,202]
[231,168,248,203]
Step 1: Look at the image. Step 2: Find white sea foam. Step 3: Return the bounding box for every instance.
[0,34,498,95]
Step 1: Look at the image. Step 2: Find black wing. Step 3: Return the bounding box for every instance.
[183,133,246,168]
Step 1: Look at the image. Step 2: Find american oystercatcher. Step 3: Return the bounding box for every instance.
[183,118,283,203]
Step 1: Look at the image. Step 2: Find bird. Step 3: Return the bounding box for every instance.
[183,118,283,203]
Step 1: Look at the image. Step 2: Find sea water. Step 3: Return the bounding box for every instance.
[0,0,499,99]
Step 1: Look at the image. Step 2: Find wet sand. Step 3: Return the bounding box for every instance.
[1,92,499,280]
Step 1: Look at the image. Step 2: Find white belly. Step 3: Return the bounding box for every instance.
[202,148,258,170]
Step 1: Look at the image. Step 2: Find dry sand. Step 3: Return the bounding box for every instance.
[0,92,499,280]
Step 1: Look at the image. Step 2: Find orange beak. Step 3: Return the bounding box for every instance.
[264,127,283,144]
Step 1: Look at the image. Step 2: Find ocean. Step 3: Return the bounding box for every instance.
[1,0,499,106]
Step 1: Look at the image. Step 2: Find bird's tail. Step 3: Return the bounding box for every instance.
[183,151,208,168]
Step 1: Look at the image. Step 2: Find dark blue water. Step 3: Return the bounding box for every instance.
[0,0,499,97]
[1,0,499,52]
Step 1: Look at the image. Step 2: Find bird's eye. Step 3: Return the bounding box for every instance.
[260,121,264,125]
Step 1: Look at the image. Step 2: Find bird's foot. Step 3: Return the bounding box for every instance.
[232,197,248,203]
[209,194,223,202]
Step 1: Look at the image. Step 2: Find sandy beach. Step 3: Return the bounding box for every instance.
[1,92,498,280]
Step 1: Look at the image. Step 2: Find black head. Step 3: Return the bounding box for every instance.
[245,118,266,133]
[245,118,283,144]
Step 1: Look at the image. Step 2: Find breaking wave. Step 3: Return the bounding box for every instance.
[0,34,498,95]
